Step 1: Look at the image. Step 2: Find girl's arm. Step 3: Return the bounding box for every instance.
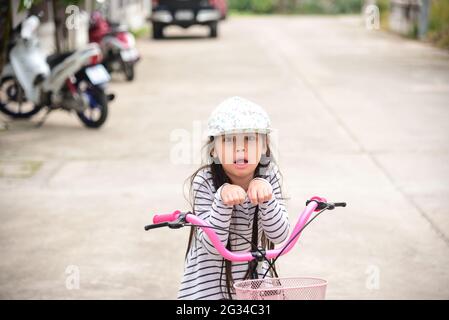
[192,170,233,256]
[257,166,290,244]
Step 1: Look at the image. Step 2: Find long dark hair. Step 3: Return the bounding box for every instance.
[184,135,284,300]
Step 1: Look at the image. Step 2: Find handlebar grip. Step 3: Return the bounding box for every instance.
[333,202,346,207]
[144,222,169,231]
[152,210,181,224]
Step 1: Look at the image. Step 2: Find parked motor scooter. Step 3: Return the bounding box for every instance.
[0,15,114,128]
[89,11,140,81]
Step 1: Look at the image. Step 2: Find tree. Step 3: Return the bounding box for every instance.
[1,0,85,57]
[0,1,13,72]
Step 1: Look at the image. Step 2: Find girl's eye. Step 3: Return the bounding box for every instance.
[221,135,256,143]
[223,136,234,143]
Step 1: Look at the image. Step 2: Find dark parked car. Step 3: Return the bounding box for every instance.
[150,0,227,39]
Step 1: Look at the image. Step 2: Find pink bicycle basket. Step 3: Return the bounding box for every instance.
[234,277,328,300]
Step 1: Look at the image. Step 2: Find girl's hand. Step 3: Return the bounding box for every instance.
[247,178,273,205]
[221,184,247,206]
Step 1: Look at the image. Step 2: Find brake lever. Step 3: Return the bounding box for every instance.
[306,199,328,210]
[305,200,347,210]
[167,212,188,229]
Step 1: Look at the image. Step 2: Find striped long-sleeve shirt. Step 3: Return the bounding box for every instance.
[177,164,289,300]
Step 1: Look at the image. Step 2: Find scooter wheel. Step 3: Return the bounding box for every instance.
[0,77,42,119]
[122,61,135,82]
[76,86,108,129]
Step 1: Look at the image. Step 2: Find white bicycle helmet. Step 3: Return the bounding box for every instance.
[207,96,272,137]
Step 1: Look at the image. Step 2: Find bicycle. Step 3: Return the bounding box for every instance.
[144,196,346,300]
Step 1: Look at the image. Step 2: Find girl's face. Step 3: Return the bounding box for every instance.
[213,133,267,179]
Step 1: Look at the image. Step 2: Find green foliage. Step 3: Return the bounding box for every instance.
[228,0,252,12]
[18,0,41,12]
[429,0,449,32]
[228,0,274,13]
[296,0,362,14]
[333,0,363,13]
[428,0,449,49]
[296,0,326,14]
[250,0,275,13]
[229,0,362,14]
[376,0,390,12]
[18,0,84,12]
[372,0,390,30]
[131,25,150,39]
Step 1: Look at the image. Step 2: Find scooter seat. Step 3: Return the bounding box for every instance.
[46,51,75,69]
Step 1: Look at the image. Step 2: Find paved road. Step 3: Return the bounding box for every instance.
[1,15,448,299]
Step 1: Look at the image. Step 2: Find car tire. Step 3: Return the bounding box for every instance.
[209,22,218,38]
[152,23,164,39]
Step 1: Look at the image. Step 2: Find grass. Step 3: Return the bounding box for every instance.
[0,160,43,178]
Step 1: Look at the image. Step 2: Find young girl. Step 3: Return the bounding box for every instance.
[177,96,289,300]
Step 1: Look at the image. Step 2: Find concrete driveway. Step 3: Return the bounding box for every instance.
[1,15,448,299]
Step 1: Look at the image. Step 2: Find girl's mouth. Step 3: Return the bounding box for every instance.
[233,158,249,169]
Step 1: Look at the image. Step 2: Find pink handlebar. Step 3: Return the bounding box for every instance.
[150,196,328,263]
[153,210,181,224]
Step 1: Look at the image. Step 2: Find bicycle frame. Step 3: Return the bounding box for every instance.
[145,196,346,264]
